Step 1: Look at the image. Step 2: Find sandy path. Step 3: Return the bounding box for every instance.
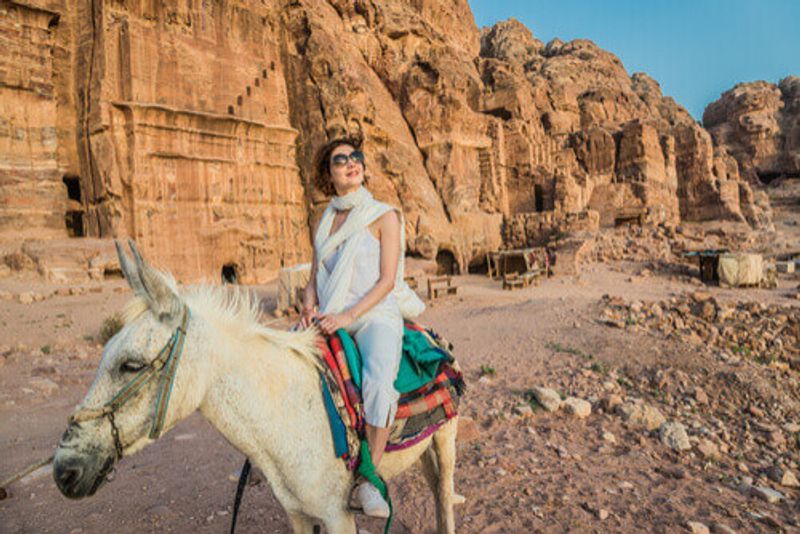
[1,263,798,533]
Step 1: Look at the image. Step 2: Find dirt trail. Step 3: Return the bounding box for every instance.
[1,260,799,533]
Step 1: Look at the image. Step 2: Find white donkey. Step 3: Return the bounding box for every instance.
[53,242,461,533]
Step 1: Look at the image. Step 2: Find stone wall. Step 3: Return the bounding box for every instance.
[504,210,599,249]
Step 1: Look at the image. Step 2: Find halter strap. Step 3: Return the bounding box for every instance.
[68,308,191,459]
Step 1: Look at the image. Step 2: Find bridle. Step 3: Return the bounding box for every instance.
[67,307,191,459]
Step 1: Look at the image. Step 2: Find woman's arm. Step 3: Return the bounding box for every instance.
[299,234,320,329]
[317,210,401,335]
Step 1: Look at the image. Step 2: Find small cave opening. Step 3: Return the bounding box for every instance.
[65,212,84,237]
[63,175,81,202]
[221,264,239,284]
[103,266,124,279]
[540,113,553,135]
[534,184,545,212]
[757,171,784,184]
[614,214,643,227]
[467,257,488,275]
[63,175,84,237]
[435,249,459,276]
[483,107,512,121]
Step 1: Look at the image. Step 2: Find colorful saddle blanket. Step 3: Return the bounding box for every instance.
[317,320,465,469]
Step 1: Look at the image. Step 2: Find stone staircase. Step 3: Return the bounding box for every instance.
[226,62,276,121]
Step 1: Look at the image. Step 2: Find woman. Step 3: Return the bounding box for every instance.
[300,136,410,518]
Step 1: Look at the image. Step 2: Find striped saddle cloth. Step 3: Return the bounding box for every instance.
[317,321,465,469]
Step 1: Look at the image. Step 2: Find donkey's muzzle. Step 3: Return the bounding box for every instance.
[53,451,114,499]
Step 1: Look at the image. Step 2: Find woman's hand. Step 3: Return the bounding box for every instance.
[299,306,318,330]
[317,311,355,336]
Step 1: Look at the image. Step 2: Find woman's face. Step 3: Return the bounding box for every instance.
[328,144,365,195]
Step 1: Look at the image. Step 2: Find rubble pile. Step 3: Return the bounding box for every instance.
[591,223,764,266]
[600,292,800,368]
[593,225,680,263]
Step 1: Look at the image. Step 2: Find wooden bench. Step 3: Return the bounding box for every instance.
[521,268,545,286]
[503,268,545,290]
[502,272,525,290]
[427,275,458,300]
[488,248,552,280]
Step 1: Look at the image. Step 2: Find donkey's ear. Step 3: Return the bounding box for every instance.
[127,240,183,322]
[115,240,147,296]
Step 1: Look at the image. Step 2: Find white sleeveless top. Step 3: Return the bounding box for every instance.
[320,227,402,331]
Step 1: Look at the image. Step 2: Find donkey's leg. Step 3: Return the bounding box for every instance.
[432,418,459,534]
[287,511,318,534]
[420,446,445,531]
[322,510,357,534]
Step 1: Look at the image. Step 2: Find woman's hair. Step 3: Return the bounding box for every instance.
[312,135,366,197]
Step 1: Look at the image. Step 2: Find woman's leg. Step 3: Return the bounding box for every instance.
[365,424,390,468]
[353,319,403,469]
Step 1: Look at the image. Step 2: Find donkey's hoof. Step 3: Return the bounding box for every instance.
[453,493,466,505]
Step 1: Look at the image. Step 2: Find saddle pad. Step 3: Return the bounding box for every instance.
[317,322,465,468]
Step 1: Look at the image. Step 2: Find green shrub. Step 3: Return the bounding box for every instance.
[546,342,593,360]
[479,364,496,377]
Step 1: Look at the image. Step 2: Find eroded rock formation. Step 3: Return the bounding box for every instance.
[704,77,800,183]
[2,0,310,283]
[0,1,775,282]
[0,0,75,240]
[479,20,771,240]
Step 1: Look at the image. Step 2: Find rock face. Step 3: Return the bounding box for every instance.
[0,2,774,281]
[704,77,800,183]
[0,1,74,240]
[479,20,769,232]
[283,0,504,270]
[1,0,310,283]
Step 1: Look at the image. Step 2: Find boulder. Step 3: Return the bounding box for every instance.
[659,421,691,452]
[617,401,666,431]
[563,397,591,419]
[532,387,562,412]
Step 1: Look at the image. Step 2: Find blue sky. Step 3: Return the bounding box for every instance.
[469,0,800,120]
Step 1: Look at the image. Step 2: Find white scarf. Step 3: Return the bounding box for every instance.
[314,186,422,317]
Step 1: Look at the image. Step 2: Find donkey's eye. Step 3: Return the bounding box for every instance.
[119,360,146,373]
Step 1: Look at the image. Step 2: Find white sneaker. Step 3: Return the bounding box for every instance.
[357,482,390,518]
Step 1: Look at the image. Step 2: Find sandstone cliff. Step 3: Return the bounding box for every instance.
[478,20,772,239]
[2,0,311,282]
[704,77,800,184]
[0,1,774,282]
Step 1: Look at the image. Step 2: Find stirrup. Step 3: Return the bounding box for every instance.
[347,479,390,518]
[347,479,364,514]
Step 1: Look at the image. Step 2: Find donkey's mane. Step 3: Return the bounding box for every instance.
[123,281,321,371]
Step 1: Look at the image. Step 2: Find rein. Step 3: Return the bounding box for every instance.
[67,308,191,459]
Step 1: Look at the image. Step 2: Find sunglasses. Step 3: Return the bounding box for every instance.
[330,150,365,167]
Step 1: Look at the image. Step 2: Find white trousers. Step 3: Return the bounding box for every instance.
[349,315,403,428]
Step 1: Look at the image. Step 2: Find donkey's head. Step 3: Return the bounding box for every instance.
[54,241,209,499]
